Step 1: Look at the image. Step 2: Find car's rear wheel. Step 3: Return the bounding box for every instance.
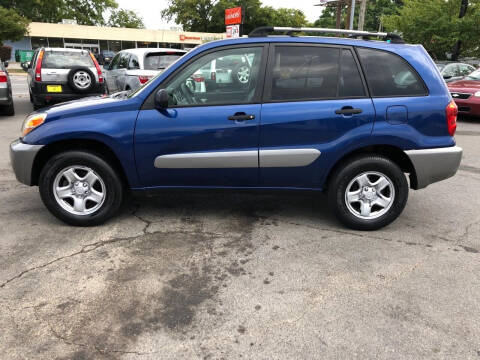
[39,151,123,226]
[328,155,409,230]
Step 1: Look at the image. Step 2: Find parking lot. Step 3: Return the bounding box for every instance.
[1,74,480,359]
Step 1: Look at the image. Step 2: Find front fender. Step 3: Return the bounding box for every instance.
[22,108,140,188]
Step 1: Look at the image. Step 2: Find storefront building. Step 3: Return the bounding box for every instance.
[5,22,226,61]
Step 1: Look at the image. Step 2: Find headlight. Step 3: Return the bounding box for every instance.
[22,113,47,137]
[474,91,480,97]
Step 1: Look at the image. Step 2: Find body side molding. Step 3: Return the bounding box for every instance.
[154,148,321,169]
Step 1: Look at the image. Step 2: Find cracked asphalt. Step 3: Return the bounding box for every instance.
[1,75,480,359]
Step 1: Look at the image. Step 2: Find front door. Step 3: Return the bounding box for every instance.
[134,45,267,188]
[259,44,376,188]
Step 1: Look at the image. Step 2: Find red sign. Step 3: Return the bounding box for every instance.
[179,34,201,41]
[225,7,242,25]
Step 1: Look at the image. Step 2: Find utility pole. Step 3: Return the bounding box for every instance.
[452,0,468,61]
[358,0,367,31]
[336,0,343,29]
[349,0,356,30]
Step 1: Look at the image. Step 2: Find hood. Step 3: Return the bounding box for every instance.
[448,80,480,93]
[42,94,135,120]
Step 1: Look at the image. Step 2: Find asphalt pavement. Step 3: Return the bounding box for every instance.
[1,74,480,359]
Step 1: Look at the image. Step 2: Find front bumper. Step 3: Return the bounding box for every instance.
[405,146,463,189]
[10,139,44,186]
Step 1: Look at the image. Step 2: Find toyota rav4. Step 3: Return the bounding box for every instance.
[10,27,463,230]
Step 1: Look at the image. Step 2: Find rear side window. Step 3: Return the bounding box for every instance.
[339,49,365,97]
[42,51,94,69]
[144,52,183,70]
[357,48,427,97]
[270,46,340,101]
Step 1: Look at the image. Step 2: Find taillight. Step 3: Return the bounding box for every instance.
[138,76,151,84]
[0,71,7,82]
[35,50,44,81]
[446,100,458,136]
[89,52,104,83]
[192,74,205,83]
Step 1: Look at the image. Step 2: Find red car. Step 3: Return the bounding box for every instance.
[448,69,480,117]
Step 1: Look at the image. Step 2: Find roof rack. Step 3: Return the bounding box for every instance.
[248,26,405,44]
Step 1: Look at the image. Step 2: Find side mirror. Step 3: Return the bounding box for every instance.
[3,61,8,68]
[104,59,111,66]
[21,61,30,71]
[155,89,169,109]
[443,74,452,80]
[103,63,110,70]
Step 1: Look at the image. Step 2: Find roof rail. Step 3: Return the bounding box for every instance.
[248,26,405,44]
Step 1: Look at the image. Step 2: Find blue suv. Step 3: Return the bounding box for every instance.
[9,27,462,230]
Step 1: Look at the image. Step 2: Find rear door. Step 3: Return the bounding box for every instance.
[259,44,375,188]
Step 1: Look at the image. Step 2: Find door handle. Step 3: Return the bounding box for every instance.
[228,113,256,121]
[335,107,363,115]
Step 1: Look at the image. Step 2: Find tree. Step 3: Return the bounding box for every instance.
[0,0,118,25]
[108,9,145,28]
[0,6,29,45]
[161,0,308,34]
[382,0,480,59]
[314,0,402,31]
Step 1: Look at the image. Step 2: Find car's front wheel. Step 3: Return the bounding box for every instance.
[39,151,124,226]
[328,155,409,230]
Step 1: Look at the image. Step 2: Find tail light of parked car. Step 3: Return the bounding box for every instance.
[138,76,153,84]
[192,74,205,83]
[35,50,44,81]
[0,71,7,83]
[89,53,104,83]
[446,100,458,136]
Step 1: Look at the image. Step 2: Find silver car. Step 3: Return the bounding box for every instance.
[0,61,14,116]
[103,48,186,93]
[436,62,476,83]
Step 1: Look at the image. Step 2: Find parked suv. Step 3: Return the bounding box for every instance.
[22,48,105,109]
[103,48,186,93]
[10,27,462,230]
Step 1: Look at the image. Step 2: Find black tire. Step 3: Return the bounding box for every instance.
[39,151,123,226]
[3,102,14,116]
[328,155,409,231]
[67,66,96,93]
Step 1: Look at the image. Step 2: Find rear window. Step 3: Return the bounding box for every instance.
[42,51,94,69]
[357,48,427,97]
[270,46,340,101]
[268,46,366,101]
[144,52,183,70]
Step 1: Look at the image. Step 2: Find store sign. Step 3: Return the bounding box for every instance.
[225,7,242,25]
[226,25,240,38]
[179,34,201,41]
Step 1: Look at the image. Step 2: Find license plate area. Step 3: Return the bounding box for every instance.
[46,85,62,93]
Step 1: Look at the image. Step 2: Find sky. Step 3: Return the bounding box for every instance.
[115,0,322,30]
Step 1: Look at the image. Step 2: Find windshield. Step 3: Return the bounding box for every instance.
[42,51,93,69]
[144,53,183,70]
[465,69,480,80]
